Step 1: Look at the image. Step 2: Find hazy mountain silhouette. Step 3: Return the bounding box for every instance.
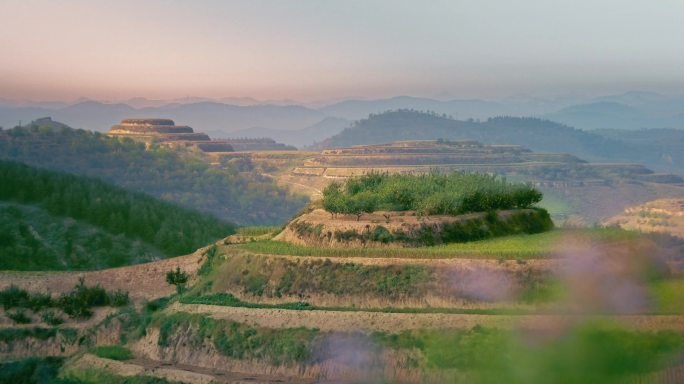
[2,91,683,138]
[0,101,326,133]
[544,92,684,130]
[228,117,350,147]
[319,96,506,120]
[315,110,684,174]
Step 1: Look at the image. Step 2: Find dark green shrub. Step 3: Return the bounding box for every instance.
[322,172,544,216]
[0,285,54,311]
[145,296,172,312]
[57,277,110,318]
[91,345,133,361]
[0,356,65,384]
[430,208,553,245]
[166,267,189,294]
[41,311,64,326]
[109,290,130,307]
[370,226,394,243]
[8,309,31,324]
[0,327,57,342]
[181,292,313,311]
[0,280,129,320]
[0,285,30,309]
[26,292,53,312]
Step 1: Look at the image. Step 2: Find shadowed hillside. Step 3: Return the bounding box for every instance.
[0,160,235,270]
[0,120,308,225]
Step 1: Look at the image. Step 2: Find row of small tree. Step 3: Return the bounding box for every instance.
[322,172,543,220]
[0,159,236,256]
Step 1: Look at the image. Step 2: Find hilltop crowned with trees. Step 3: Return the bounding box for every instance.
[291,172,554,246]
[322,172,544,218]
[315,110,624,157]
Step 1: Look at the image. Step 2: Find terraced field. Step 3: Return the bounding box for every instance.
[3,227,684,383]
[606,198,684,239]
[269,140,684,225]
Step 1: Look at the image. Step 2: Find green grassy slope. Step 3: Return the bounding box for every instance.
[0,122,308,225]
[0,203,165,270]
[0,160,235,270]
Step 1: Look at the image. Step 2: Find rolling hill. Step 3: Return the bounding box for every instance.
[315,110,684,174]
[316,110,625,156]
[545,92,684,130]
[593,128,684,174]
[0,120,308,225]
[605,198,684,239]
[228,116,350,148]
[0,160,235,270]
[0,101,326,134]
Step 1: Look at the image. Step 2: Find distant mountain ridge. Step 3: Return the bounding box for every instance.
[0,101,326,134]
[228,117,351,148]
[315,110,684,175]
[2,91,683,139]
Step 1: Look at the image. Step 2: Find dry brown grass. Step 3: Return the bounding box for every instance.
[0,246,209,302]
[172,303,684,333]
[605,198,684,239]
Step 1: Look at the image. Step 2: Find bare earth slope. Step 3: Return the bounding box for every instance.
[605,198,684,239]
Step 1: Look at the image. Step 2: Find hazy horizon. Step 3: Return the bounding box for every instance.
[2,0,684,102]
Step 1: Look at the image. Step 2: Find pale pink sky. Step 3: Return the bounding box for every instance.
[1,0,683,102]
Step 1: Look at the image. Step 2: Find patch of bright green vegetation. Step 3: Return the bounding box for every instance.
[181,292,313,310]
[238,231,563,259]
[180,292,528,315]
[155,312,318,365]
[236,226,281,237]
[650,279,684,314]
[402,325,684,384]
[323,172,544,216]
[239,227,646,259]
[62,368,181,384]
[0,279,129,319]
[0,160,236,270]
[538,190,574,218]
[90,345,133,361]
